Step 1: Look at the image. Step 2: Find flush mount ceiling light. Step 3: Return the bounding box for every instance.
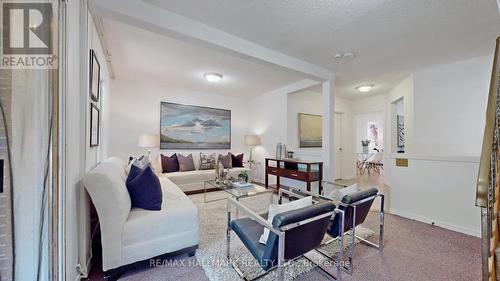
[204,72,223,83]
[356,85,374,93]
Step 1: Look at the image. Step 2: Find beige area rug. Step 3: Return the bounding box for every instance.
[189,191,374,281]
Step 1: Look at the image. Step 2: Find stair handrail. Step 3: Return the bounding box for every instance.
[477,37,500,281]
[477,37,500,207]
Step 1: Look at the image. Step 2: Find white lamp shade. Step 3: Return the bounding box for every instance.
[137,133,160,148]
[244,135,261,146]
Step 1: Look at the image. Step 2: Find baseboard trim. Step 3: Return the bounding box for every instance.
[389,208,480,237]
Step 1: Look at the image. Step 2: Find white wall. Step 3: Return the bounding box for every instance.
[385,75,415,154]
[9,2,99,280]
[413,56,491,156]
[387,55,492,237]
[383,75,415,190]
[340,94,387,175]
[355,112,384,152]
[247,88,287,183]
[285,89,355,179]
[351,94,386,153]
[286,90,322,150]
[104,79,250,163]
[65,2,110,280]
[65,2,86,280]
[333,96,355,179]
[247,80,320,184]
[388,155,481,236]
[342,56,490,237]
[352,94,386,114]
[9,2,108,280]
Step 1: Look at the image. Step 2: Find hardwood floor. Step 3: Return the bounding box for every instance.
[335,173,391,212]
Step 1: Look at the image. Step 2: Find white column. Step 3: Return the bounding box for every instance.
[322,80,335,183]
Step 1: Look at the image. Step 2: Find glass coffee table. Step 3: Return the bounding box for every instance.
[204,179,273,203]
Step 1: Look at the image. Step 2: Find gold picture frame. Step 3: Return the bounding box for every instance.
[299,113,322,148]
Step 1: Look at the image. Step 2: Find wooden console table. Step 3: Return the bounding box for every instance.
[265,158,323,194]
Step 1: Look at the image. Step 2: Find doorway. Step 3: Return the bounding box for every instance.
[334,112,343,179]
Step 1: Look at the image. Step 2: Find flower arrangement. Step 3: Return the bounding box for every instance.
[238,171,249,183]
[361,140,371,146]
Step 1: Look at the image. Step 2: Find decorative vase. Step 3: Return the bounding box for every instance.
[218,163,225,181]
[215,160,220,180]
[238,175,245,183]
[276,142,283,159]
[362,145,369,154]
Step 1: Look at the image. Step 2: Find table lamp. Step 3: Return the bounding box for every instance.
[244,135,261,164]
[137,133,160,160]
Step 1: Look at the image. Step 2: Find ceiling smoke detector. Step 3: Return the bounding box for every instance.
[343,52,354,59]
[334,52,355,61]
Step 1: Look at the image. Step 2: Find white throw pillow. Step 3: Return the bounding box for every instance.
[259,196,313,245]
[327,183,359,206]
[126,156,150,174]
[125,160,137,174]
[139,155,150,167]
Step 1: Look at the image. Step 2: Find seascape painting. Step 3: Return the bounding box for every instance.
[160,102,231,149]
[299,113,322,148]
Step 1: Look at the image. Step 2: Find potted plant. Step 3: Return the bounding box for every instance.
[238,171,249,183]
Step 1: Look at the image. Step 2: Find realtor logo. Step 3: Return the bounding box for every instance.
[1,2,57,69]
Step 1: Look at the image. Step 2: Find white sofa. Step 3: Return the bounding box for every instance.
[83,157,199,274]
[151,154,249,193]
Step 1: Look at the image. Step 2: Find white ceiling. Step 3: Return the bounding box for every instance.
[101,18,307,97]
[144,0,500,98]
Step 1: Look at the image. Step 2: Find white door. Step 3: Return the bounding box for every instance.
[334,112,343,179]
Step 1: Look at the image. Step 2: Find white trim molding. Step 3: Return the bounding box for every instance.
[388,153,480,163]
[386,153,481,240]
[390,208,481,238]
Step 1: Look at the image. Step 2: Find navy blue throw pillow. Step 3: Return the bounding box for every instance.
[126,164,143,184]
[126,166,163,210]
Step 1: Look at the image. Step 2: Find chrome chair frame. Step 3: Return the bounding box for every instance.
[333,193,384,274]
[226,189,345,281]
[284,186,385,275]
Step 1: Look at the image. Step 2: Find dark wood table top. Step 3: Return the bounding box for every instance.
[265,158,323,165]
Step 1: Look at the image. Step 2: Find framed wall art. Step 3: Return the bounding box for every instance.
[160,102,231,149]
[397,115,405,149]
[299,113,322,148]
[90,103,100,147]
[89,49,101,102]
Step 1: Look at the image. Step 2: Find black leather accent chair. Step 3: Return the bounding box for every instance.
[226,189,345,281]
[325,187,384,274]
